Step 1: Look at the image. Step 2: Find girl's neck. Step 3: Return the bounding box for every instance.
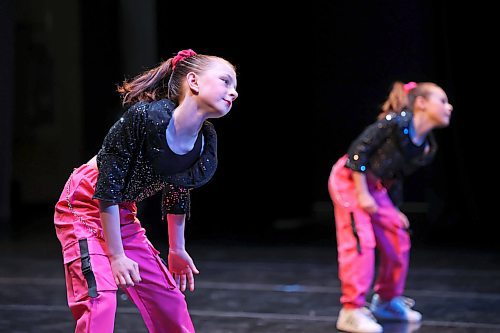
[172,103,205,135]
[411,112,432,146]
[166,100,205,154]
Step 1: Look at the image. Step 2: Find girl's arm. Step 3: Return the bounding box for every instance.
[352,171,378,214]
[167,213,199,292]
[99,201,141,287]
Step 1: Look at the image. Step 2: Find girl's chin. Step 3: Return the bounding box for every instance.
[208,110,229,119]
[217,107,231,117]
[439,119,450,127]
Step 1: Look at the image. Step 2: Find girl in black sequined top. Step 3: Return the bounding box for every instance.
[328,81,452,333]
[54,49,238,333]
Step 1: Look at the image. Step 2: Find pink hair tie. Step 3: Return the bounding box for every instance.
[403,81,417,93]
[172,49,197,70]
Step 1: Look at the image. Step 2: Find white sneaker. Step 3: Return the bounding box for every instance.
[370,294,422,322]
[336,307,383,333]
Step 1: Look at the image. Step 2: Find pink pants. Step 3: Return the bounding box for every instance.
[54,164,195,332]
[328,155,411,309]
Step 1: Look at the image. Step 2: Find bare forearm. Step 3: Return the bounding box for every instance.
[99,202,124,257]
[352,171,378,213]
[167,214,186,250]
[352,171,370,195]
[166,213,199,291]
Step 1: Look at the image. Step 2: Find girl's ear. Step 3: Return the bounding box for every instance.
[414,95,427,110]
[186,72,199,93]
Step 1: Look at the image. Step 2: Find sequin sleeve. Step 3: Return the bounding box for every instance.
[93,104,147,203]
[345,116,397,173]
[161,183,191,219]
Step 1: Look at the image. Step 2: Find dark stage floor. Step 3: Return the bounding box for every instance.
[0,227,499,333]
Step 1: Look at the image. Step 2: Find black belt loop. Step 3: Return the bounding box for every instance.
[78,238,98,298]
[350,212,362,255]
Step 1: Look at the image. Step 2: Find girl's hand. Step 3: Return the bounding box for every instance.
[397,210,410,230]
[168,249,200,292]
[357,192,378,214]
[109,253,141,288]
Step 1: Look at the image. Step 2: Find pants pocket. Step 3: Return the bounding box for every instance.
[91,254,119,292]
[66,254,118,301]
[148,244,177,290]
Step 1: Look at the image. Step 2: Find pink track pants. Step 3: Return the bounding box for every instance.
[54,163,195,332]
[328,155,411,309]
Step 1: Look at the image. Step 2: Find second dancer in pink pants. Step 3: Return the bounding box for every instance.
[54,49,239,333]
[328,81,453,333]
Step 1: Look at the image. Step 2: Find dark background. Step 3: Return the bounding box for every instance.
[1,1,497,249]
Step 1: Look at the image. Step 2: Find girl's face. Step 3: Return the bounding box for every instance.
[195,60,238,118]
[424,87,453,128]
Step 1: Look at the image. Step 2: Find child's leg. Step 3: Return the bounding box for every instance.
[64,253,118,333]
[371,193,411,300]
[334,206,377,308]
[123,235,195,333]
[328,159,377,308]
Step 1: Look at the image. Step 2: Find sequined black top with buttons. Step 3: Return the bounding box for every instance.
[344,110,437,206]
[93,99,218,217]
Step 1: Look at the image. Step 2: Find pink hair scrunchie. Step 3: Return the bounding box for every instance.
[172,49,197,70]
[403,81,418,94]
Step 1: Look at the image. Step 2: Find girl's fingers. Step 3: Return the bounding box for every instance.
[180,274,187,291]
[187,270,195,291]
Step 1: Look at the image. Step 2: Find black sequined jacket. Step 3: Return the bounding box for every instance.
[93,99,218,218]
[344,110,438,206]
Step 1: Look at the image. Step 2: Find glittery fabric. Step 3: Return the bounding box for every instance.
[344,110,437,205]
[93,99,217,218]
